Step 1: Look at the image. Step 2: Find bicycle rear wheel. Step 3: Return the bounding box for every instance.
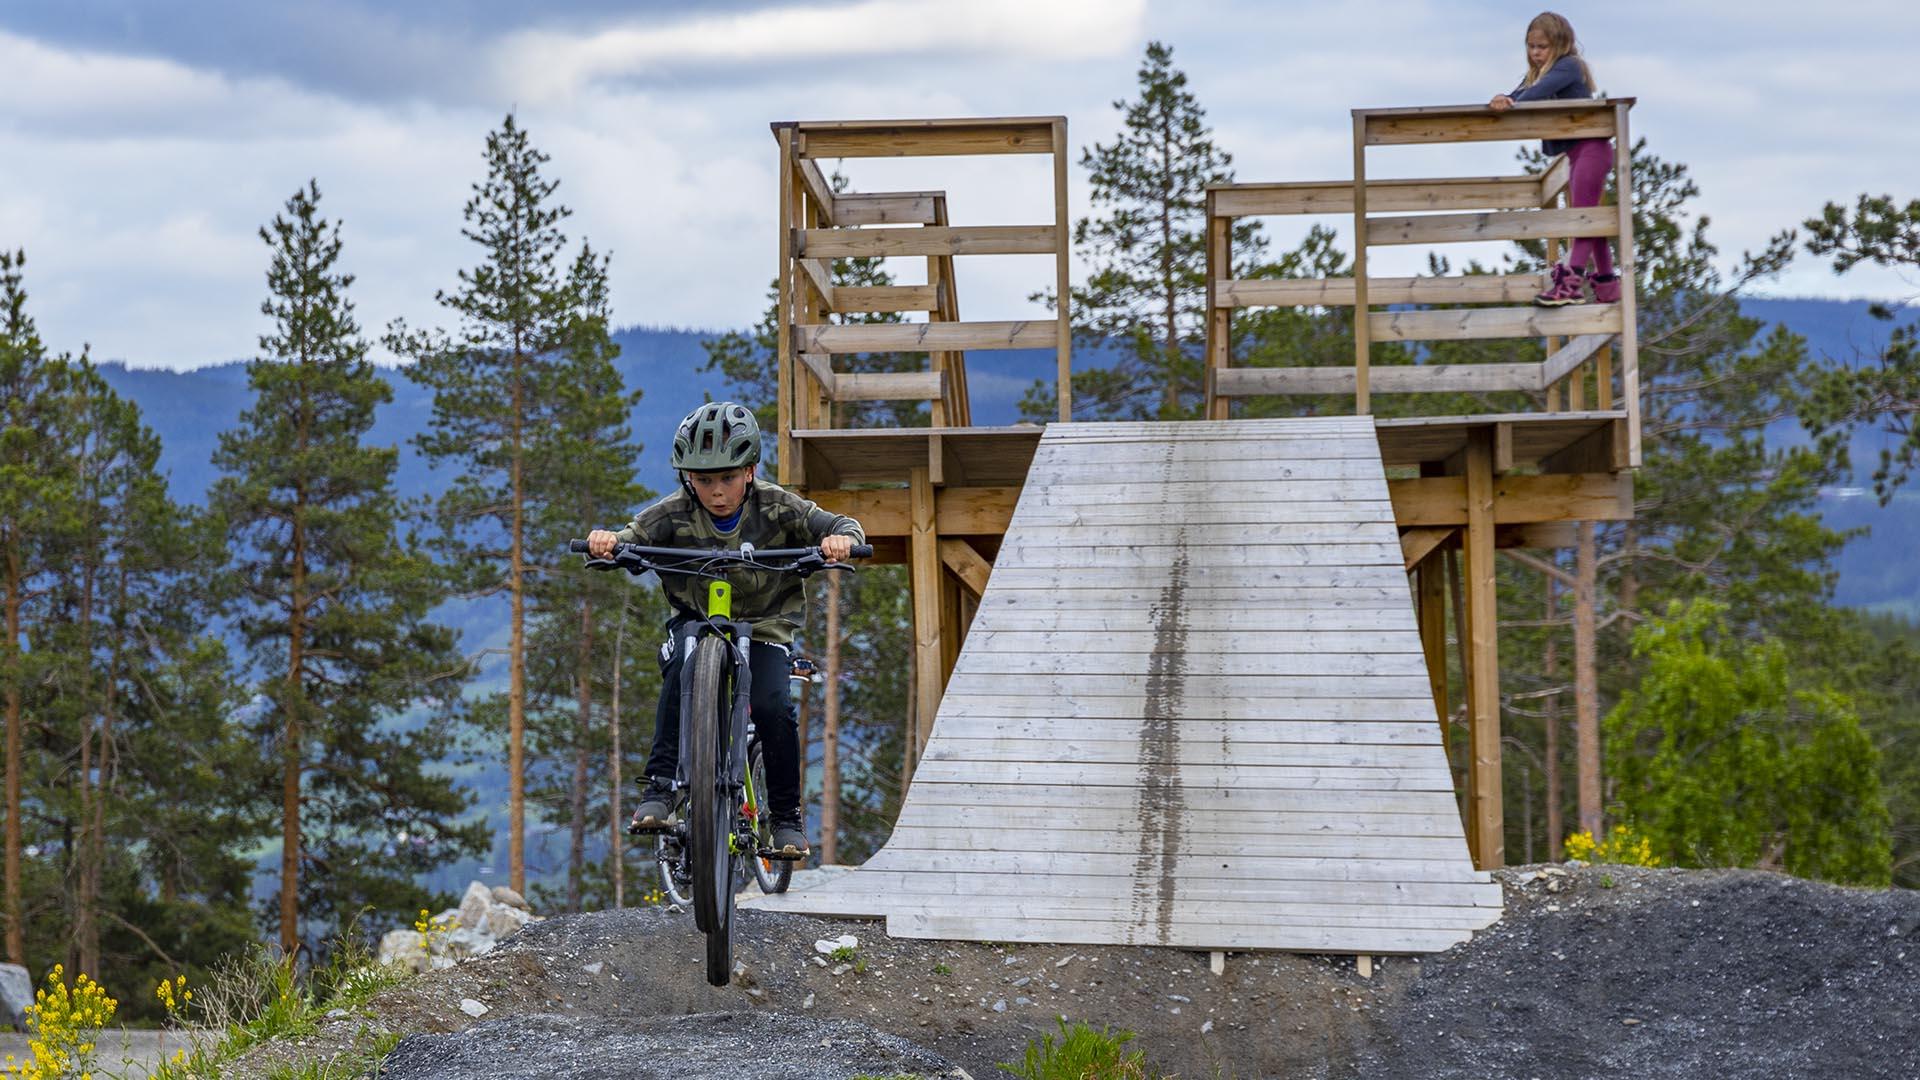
[684,635,733,942]
[747,739,794,895]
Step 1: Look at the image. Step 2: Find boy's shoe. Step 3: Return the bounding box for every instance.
[1589,273,1621,304]
[1534,263,1587,307]
[768,817,810,861]
[628,780,677,834]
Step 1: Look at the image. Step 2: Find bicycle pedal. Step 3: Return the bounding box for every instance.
[756,846,808,862]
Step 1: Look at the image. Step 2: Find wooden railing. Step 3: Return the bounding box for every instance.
[1203,98,1641,466]
[772,117,1073,483]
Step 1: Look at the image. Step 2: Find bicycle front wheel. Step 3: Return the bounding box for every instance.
[684,635,733,944]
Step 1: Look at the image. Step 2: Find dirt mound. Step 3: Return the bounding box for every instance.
[224,865,1919,1079]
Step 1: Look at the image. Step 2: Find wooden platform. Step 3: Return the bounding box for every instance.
[749,417,1504,952]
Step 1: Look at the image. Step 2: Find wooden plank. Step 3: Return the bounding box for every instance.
[1615,103,1642,467]
[834,191,940,226]
[1369,304,1623,342]
[1030,438,1380,464]
[795,352,837,398]
[1352,111,1371,415]
[990,542,1404,571]
[909,467,942,764]
[885,826,1470,861]
[832,285,940,313]
[1053,116,1073,423]
[797,257,836,310]
[1362,103,1618,146]
[1400,526,1457,570]
[1540,418,1629,475]
[938,694,1438,725]
[1025,455,1385,483]
[797,320,1057,354]
[1389,473,1634,526]
[1539,151,1572,207]
[796,158,838,224]
[797,225,1056,259]
[930,716,1441,745]
[967,606,1417,633]
[922,737,1440,769]
[1366,207,1617,247]
[1007,501,1395,528]
[938,537,992,597]
[807,486,1016,538]
[1211,362,1543,397]
[905,780,1462,816]
[1015,478,1388,505]
[1215,273,1547,308]
[960,650,1428,678]
[1206,197,1231,419]
[1541,333,1614,386]
[775,126,797,484]
[794,119,1058,158]
[972,583,1412,606]
[1463,429,1503,870]
[1001,521,1384,546]
[1208,175,1549,217]
[885,916,1477,955]
[833,371,947,402]
[765,868,1498,905]
[860,848,1484,882]
[940,670,1437,700]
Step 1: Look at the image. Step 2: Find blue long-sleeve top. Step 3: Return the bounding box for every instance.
[1507,55,1596,155]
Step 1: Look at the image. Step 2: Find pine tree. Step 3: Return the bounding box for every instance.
[1037,41,1258,421]
[389,115,579,893]
[213,182,482,953]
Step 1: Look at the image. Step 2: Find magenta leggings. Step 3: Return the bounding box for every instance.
[1565,138,1614,277]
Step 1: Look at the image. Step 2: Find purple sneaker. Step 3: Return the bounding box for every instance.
[1534,263,1587,307]
[1589,273,1621,304]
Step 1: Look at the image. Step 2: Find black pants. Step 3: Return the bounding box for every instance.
[645,627,801,823]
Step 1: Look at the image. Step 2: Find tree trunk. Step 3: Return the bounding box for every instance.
[508,352,527,893]
[4,549,24,963]
[1574,522,1603,837]
[73,538,97,975]
[608,594,626,909]
[820,573,842,865]
[282,479,308,957]
[1159,110,1179,418]
[1544,574,1564,861]
[569,596,594,913]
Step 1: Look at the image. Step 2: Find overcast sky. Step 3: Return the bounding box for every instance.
[3,0,1916,370]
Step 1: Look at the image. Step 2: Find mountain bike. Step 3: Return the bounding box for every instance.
[572,538,868,986]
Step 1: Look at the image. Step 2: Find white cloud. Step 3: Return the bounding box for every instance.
[494,0,1147,103]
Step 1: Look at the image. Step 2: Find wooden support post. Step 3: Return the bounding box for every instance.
[1351,112,1372,415]
[801,188,828,430]
[1613,103,1642,467]
[927,249,949,428]
[1052,117,1073,423]
[1416,555,1450,745]
[1574,521,1603,838]
[1206,198,1232,420]
[909,467,944,763]
[775,126,797,483]
[1463,428,1504,869]
[1446,545,1473,850]
[1595,341,1615,410]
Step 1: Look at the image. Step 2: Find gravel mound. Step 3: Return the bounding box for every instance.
[376,1011,968,1079]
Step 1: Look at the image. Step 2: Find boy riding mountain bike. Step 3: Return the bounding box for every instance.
[585,402,864,860]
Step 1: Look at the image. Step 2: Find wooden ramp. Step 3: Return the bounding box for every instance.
[749,417,1504,953]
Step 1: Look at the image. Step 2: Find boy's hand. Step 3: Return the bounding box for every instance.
[587,529,620,558]
[1489,95,1514,113]
[821,535,854,562]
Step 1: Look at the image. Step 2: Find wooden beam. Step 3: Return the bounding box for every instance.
[1208,174,1549,217]
[1538,152,1572,206]
[909,468,944,763]
[834,192,941,226]
[836,371,947,402]
[1595,341,1615,410]
[1614,103,1643,468]
[939,538,993,597]
[833,285,940,313]
[1212,362,1545,397]
[1362,103,1619,146]
[776,126,797,485]
[1503,522,1579,550]
[798,257,836,310]
[797,320,1057,354]
[1214,273,1547,308]
[1053,116,1073,424]
[1206,196,1232,420]
[1389,473,1634,526]
[796,352,838,398]
[798,225,1056,259]
[1369,304,1623,342]
[795,119,1058,159]
[1492,422,1515,476]
[1400,526,1459,571]
[1415,558,1450,753]
[1541,333,1614,387]
[796,158,838,224]
[1351,111,1371,416]
[1462,428,1503,870]
[808,486,1019,537]
[1366,207,1618,247]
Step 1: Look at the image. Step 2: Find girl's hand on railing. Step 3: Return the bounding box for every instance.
[1489,95,1514,113]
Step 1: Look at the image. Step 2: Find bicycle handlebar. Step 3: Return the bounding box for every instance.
[567,538,872,575]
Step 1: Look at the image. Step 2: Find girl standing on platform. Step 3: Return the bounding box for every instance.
[1489,12,1621,307]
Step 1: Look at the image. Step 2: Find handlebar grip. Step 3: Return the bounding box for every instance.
[568,539,591,553]
[849,544,874,560]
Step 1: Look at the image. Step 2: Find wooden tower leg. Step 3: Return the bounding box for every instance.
[1463,429,1504,869]
[908,467,944,766]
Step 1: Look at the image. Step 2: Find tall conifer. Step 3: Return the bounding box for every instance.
[389,115,578,892]
[213,183,479,953]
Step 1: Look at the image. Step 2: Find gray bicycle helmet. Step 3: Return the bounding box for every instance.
[671,401,762,471]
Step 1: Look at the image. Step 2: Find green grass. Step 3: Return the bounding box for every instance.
[998,1020,1171,1080]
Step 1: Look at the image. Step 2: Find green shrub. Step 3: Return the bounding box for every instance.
[999,1019,1168,1080]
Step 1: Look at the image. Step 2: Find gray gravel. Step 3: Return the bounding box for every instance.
[375,1011,969,1079]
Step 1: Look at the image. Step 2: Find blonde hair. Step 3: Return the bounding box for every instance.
[1522,12,1596,94]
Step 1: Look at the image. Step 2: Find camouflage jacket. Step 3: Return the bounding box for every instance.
[612,480,865,645]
